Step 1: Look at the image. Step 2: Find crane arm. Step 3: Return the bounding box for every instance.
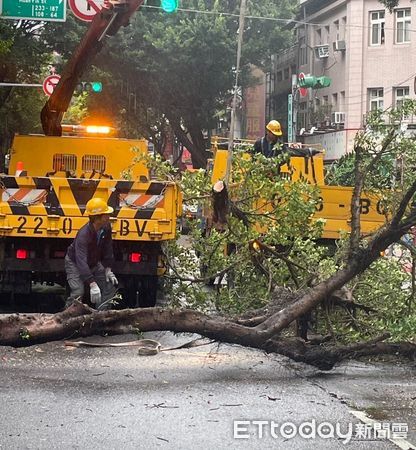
[41,0,144,136]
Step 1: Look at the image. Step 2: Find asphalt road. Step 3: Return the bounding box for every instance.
[0,331,415,450]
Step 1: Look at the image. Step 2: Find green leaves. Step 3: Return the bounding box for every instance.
[162,149,326,314]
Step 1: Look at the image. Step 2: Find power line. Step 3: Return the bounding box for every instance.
[142,4,312,26]
[142,4,416,34]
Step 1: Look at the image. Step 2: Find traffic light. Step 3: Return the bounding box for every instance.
[75,82,103,94]
[315,76,331,88]
[161,0,178,12]
[298,75,331,89]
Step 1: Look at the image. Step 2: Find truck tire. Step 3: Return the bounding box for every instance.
[121,275,158,308]
[138,275,158,308]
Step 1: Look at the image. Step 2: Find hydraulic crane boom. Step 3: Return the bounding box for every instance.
[41,0,144,136]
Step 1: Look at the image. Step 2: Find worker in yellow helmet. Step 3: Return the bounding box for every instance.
[64,198,118,310]
[253,120,284,158]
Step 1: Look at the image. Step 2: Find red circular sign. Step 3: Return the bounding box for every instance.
[42,74,61,97]
[68,0,102,22]
[298,73,307,97]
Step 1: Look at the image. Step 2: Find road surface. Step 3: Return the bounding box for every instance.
[0,331,414,449]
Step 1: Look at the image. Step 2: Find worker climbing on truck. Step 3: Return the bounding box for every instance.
[64,198,118,310]
[253,119,306,177]
[253,120,284,158]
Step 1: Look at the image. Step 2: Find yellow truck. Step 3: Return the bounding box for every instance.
[210,144,387,240]
[0,0,183,307]
[0,134,181,306]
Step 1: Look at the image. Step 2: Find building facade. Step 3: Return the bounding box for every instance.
[268,0,415,160]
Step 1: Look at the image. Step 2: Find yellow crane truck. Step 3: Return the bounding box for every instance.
[209,141,387,240]
[0,0,181,307]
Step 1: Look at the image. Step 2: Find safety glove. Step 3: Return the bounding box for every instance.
[90,282,101,304]
[105,267,118,286]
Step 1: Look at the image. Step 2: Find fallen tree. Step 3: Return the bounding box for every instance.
[1,178,415,370]
[1,300,415,371]
[1,110,416,370]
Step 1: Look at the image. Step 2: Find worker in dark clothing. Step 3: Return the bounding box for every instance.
[64,198,118,310]
[253,120,284,158]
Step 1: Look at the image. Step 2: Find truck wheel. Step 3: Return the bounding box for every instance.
[122,277,139,309]
[138,275,158,308]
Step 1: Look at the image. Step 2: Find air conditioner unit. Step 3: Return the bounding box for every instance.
[314,44,330,59]
[333,40,346,51]
[331,112,346,124]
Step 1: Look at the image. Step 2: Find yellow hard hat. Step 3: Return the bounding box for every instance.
[266,120,283,136]
[85,198,114,216]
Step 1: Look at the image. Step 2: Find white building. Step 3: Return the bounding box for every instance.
[269,0,415,160]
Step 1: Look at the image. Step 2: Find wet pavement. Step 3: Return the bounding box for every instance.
[0,331,415,449]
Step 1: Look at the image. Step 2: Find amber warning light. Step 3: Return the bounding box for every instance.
[86,125,111,134]
[61,124,115,135]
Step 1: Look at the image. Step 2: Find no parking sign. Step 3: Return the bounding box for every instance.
[68,0,102,22]
[42,75,61,96]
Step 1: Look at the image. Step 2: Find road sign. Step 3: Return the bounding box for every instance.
[0,0,66,22]
[43,74,61,97]
[68,0,102,22]
[288,94,293,143]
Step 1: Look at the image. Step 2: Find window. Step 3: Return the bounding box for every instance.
[341,17,347,40]
[284,68,290,79]
[370,11,385,45]
[276,71,283,82]
[334,20,339,40]
[395,8,411,43]
[369,88,384,111]
[298,102,307,130]
[332,93,338,110]
[340,91,345,110]
[82,155,106,172]
[325,26,330,42]
[290,65,297,76]
[395,86,409,108]
[53,154,77,172]
[299,37,308,65]
[316,28,322,45]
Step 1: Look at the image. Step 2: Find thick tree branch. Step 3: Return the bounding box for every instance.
[391,178,416,228]
[349,128,397,258]
[1,303,414,371]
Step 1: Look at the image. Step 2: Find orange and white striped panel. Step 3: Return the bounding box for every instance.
[119,193,165,209]
[2,188,48,205]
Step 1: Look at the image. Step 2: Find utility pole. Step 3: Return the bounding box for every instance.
[288,74,298,143]
[225,0,247,184]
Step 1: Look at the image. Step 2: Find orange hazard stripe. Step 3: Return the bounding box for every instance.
[9,188,32,202]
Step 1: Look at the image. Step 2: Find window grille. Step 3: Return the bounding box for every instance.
[53,154,77,172]
[82,155,106,172]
